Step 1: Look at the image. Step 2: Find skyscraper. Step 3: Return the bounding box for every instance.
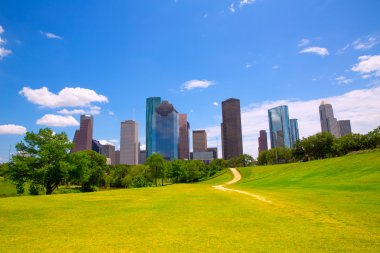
[289,119,300,147]
[193,130,207,152]
[152,100,179,161]
[115,150,120,165]
[146,97,162,159]
[178,114,190,160]
[258,130,268,153]
[92,139,102,154]
[102,144,116,165]
[221,98,243,160]
[319,101,340,138]
[72,115,93,152]
[268,105,291,148]
[120,120,139,165]
[338,120,352,137]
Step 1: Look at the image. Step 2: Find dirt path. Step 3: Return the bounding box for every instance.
[212,168,272,204]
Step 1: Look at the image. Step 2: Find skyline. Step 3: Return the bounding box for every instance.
[1,0,380,161]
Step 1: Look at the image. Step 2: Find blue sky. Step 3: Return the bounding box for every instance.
[1,0,380,160]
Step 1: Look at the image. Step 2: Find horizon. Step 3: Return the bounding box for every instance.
[1,0,380,161]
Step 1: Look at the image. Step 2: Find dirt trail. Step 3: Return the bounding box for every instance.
[212,168,272,204]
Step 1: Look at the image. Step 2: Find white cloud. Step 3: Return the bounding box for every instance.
[273,65,279,69]
[337,44,350,55]
[335,76,353,85]
[245,63,252,69]
[19,86,108,108]
[205,87,380,158]
[213,102,219,106]
[0,25,4,34]
[0,37,6,45]
[352,36,379,50]
[298,39,310,47]
[57,109,86,115]
[239,0,256,7]
[0,47,12,59]
[229,3,236,12]
[99,140,114,146]
[108,110,115,116]
[40,31,63,40]
[352,55,380,77]
[36,114,79,127]
[182,80,215,91]
[0,124,27,135]
[299,47,329,56]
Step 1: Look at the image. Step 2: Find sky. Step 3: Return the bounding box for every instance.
[0,0,380,161]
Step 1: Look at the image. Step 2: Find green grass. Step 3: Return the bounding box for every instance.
[0,152,379,252]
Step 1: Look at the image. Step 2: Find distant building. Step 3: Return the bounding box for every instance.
[193,151,214,165]
[115,150,120,165]
[152,100,179,161]
[92,139,102,154]
[193,130,207,152]
[139,150,146,164]
[120,120,139,165]
[146,97,162,158]
[178,114,190,160]
[339,120,352,137]
[102,144,116,165]
[268,105,291,148]
[289,119,300,147]
[319,101,340,138]
[221,98,243,160]
[72,115,93,152]
[258,130,268,153]
[207,147,218,160]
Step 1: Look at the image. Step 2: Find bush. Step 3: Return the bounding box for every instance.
[29,184,40,195]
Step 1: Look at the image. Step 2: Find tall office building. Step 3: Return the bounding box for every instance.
[338,120,352,137]
[92,139,102,154]
[221,98,243,160]
[102,144,116,165]
[152,100,179,161]
[193,130,207,152]
[72,115,93,152]
[178,114,190,160]
[268,105,291,148]
[289,119,300,147]
[115,150,120,165]
[258,130,268,153]
[146,97,162,159]
[207,147,218,160]
[120,120,139,165]
[319,101,341,138]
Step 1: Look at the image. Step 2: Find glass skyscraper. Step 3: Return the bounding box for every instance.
[146,97,161,158]
[152,100,179,161]
[268,105,291,149]
[289,119,300,147]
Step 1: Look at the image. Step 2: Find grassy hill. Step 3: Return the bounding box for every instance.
[0,151,379,252]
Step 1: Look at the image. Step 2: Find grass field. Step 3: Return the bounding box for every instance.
[0,151,379,252]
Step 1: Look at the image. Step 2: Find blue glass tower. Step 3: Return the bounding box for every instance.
[289,119,300,147]
[146,97,162,159]
[268,105,291,148]
[152,100,179,161]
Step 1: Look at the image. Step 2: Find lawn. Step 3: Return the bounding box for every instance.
[0,151,379,252]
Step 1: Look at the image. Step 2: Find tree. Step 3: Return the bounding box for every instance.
[7,128,73,195]
[146,153,165,186]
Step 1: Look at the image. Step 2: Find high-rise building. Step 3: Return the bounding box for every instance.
[146,97,162,159]
[289,119,300,147]
[193,130,207,152]
[338,120,352,137]
[139,150,146,164]
[92,139,102,154]
[115,150,120,165]
[221,98,243,160]
[120,120,139,165]
[72,115,93,152]
[268,105,291,148]
[102,144,116,165]
[152,100,179,161]
[207,147,218,160]
[178,114,190,160]
[258,130,268,153]
[319,101,340,138]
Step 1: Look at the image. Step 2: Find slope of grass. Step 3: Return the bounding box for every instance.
[0,152,379,252]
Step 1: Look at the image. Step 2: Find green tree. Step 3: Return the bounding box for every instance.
[147,153,165,186]
[7,128,73,195]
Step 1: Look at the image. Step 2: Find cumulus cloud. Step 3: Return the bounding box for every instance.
[205,87,380,159]
[182,80,215,91]
[299,47,329,56]
[0,37,5,45]
[40,31,63,40]
[0,47,12,59]
[0,25,4,34]
[19,86,108,108]
[0,124,27,135]
[57,109,86,115]
[335,76,353,85]
[36,114,79,127]
[99,140,114,146]
[352,35,379,50]
[213,102,219,106]
[351,55,380,77]
[298,39,310,47]
[229,3,236,12]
